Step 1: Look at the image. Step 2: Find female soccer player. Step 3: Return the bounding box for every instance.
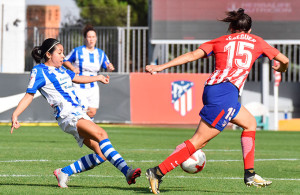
[145,8,289,194]
[63,24,115,119]
[11,38,141,188]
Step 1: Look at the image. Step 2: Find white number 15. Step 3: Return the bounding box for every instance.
[224,41,254,69]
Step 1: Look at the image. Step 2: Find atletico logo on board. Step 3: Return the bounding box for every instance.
[171,81,194,116]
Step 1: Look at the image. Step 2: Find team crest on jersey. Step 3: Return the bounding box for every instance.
[171,81,194,116]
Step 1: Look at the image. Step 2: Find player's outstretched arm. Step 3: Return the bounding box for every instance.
[11,93,34,134]
[145,48,206,74]
[63,61,80,74]
[72,75,110,84]
[273,53,289,72]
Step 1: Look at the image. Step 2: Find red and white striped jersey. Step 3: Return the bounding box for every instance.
[199,33,279,95]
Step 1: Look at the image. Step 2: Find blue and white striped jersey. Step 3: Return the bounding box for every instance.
[26,64,84,119]
[64,45,110,89]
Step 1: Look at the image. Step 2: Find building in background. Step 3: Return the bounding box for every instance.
[26,5,60,39]
[0,0,25,73]
[0,1,62,73]
[25,0,80,26]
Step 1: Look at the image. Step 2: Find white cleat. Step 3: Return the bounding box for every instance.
[146,168,163,194]
[245,174,272,187]
[53,168,69,188]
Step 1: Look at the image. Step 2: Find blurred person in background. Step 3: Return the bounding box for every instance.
[11,38,141,188]
[63,24,115,120]
[145,8,289,194]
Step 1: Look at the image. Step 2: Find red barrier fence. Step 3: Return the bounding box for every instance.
[130,73,210,124]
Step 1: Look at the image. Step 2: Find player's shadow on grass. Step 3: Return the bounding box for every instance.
[163,186,250,194]
[0,183,60,188]
[0,183,156,193]
[0,183,249,193]
[70,185,155,193]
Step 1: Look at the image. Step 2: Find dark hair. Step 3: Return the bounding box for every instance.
[220,8,252,33]
[31,38,60,63]
[83,24,96,38]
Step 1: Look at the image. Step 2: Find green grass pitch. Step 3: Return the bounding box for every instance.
[0,124,299,194]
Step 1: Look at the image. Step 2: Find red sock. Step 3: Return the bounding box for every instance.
[241,131,256,170]
[158,140,196,175]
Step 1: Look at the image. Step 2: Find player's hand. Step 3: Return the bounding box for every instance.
[272,62,287,73]
[11,116,20,134]
[98,75,110,84]
[106,62,115,72]
[72,68,80,74]
[145,65,161,74]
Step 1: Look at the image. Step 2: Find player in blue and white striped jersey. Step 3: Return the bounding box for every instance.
[63,24,115,119]
[10,38,141,188]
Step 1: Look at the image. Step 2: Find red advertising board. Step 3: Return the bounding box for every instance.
[130,73,210,124]
[153,0,300,21]
[151,0,300,40]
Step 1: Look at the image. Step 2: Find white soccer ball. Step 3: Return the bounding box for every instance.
[180,149,206,174]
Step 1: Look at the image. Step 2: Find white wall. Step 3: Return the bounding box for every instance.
[0,0,25,73]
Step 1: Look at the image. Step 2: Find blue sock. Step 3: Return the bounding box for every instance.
[61,153,105,176]
[99,139,129,176]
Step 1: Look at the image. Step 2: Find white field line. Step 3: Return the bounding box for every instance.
[0,174,299,181]
[97,158,300,163]
[0,158,299,163]
[126,149,241,152]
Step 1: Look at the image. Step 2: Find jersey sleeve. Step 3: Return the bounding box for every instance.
[199,40,214,57]
[98,49,110,69]
[26,67,46,94]
[64,67,76,80]
[64,48,77,62]
[260,39,280,60]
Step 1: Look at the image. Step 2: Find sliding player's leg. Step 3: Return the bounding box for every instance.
[54,139,106,188]
[77,119,141,185]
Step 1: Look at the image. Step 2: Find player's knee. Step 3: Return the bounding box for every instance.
[97,128,108,140]
[243,116,257,131]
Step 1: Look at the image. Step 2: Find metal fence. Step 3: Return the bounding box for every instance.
[152,42,300,82]
[25,27,300,82]
[25,26,149,73]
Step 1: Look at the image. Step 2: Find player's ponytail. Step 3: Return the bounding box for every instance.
[31,38,60,63]
[31,46,43,63]
[220,8,252,33]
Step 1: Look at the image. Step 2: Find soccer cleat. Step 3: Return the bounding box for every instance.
[146,168,163,194]
[126,167,141,185]
[244,173,272,187]
[53,168,69,188]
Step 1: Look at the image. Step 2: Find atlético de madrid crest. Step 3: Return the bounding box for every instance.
[171,81,194,116]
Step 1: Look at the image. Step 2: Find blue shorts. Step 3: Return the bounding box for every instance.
[199,82,241,131]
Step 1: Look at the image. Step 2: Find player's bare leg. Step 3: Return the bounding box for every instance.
[189,119,221,149]
[231,105,272,187]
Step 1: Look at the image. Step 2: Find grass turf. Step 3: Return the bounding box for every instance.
[0,124,299,194]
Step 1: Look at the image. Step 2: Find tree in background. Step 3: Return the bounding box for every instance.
[74,0,148,26]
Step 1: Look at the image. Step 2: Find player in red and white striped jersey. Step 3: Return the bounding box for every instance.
[145,8,289,194]
[200,32,280,95]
